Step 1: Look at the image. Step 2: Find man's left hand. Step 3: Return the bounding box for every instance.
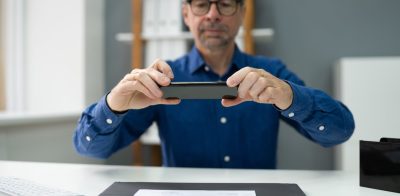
[222,67,293,110]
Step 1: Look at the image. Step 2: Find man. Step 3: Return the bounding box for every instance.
[74,0,354,169]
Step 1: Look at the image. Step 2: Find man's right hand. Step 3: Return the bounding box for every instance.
[106,59,180,112]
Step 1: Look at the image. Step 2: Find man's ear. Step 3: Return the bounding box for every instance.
[182,3,190,27]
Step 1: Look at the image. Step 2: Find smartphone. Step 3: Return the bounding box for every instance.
[160,82,237,100]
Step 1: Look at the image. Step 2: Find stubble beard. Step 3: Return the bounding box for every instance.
[198,22,231,51]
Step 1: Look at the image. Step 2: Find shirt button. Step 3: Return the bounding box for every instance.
[106,118,113,124]
[220,117,227,124]
[224,156,230,162]
[204,66,210,72]
[288,112,295,118]
[319,125,325,131]
[85,136,91,142]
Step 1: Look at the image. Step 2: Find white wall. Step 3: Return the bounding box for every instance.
[334,57,400,171]
[25,0,84,112]
[0,0,106,164]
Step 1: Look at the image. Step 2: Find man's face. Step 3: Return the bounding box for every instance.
[183,0,245,51]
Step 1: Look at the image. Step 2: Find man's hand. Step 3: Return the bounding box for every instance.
[107,59,180,112]
[222,67,293,110]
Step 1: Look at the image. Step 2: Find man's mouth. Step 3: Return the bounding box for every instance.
[205,29,223,32]
[202,28,226,36]
[200,23,227,34]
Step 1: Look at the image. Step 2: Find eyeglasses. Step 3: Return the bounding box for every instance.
[187,0,243,16]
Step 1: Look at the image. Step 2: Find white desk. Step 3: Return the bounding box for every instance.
[0,161,396,196]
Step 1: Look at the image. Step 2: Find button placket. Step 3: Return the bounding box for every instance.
[224,155,230,162]
[106,118,113,125]
[220,117,227,124]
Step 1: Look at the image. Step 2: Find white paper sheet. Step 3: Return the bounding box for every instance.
[134,189,256,196]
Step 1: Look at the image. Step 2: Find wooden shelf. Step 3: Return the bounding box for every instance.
[115,28,274,43]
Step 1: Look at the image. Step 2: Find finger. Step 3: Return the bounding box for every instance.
[124,70,169,89]
[226,67,254,87]
[237,71,259,98]
[258,87,276,103]
[120,80,156,99]
[121,72,160,98]
[221,98,246,107]
[248,77,271,100]
[154,98,181,105]
[122,73,133,81]
[151,59,174,79]
[122,70,141,82]
[146,67,171,87]
[262,72,283,87]
[128,68,142,75]
[132,72,163,97]
[123,68,153,82]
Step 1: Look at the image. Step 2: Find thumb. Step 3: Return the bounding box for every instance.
[221,98,245,107]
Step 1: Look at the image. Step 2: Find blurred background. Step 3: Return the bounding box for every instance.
[0,0,399,170]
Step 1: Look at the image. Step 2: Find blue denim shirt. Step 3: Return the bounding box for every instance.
[73,46,354,169]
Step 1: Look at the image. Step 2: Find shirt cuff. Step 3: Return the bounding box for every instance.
[279,81,313,122]
[93,95,128,134]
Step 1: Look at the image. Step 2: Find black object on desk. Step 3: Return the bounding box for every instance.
[99,182,305,196]
[360,138,400,193]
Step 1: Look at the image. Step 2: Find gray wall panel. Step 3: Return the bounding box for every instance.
[264,0,400,169]
[105,0,132,92]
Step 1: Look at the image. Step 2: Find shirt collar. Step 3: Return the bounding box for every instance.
[187,45,247,74]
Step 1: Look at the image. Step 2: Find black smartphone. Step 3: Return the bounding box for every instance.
[160,82,238,100]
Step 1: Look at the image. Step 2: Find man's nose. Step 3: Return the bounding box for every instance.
[205,3,221,21]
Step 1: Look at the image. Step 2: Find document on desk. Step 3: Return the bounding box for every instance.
[134,189,256,196]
